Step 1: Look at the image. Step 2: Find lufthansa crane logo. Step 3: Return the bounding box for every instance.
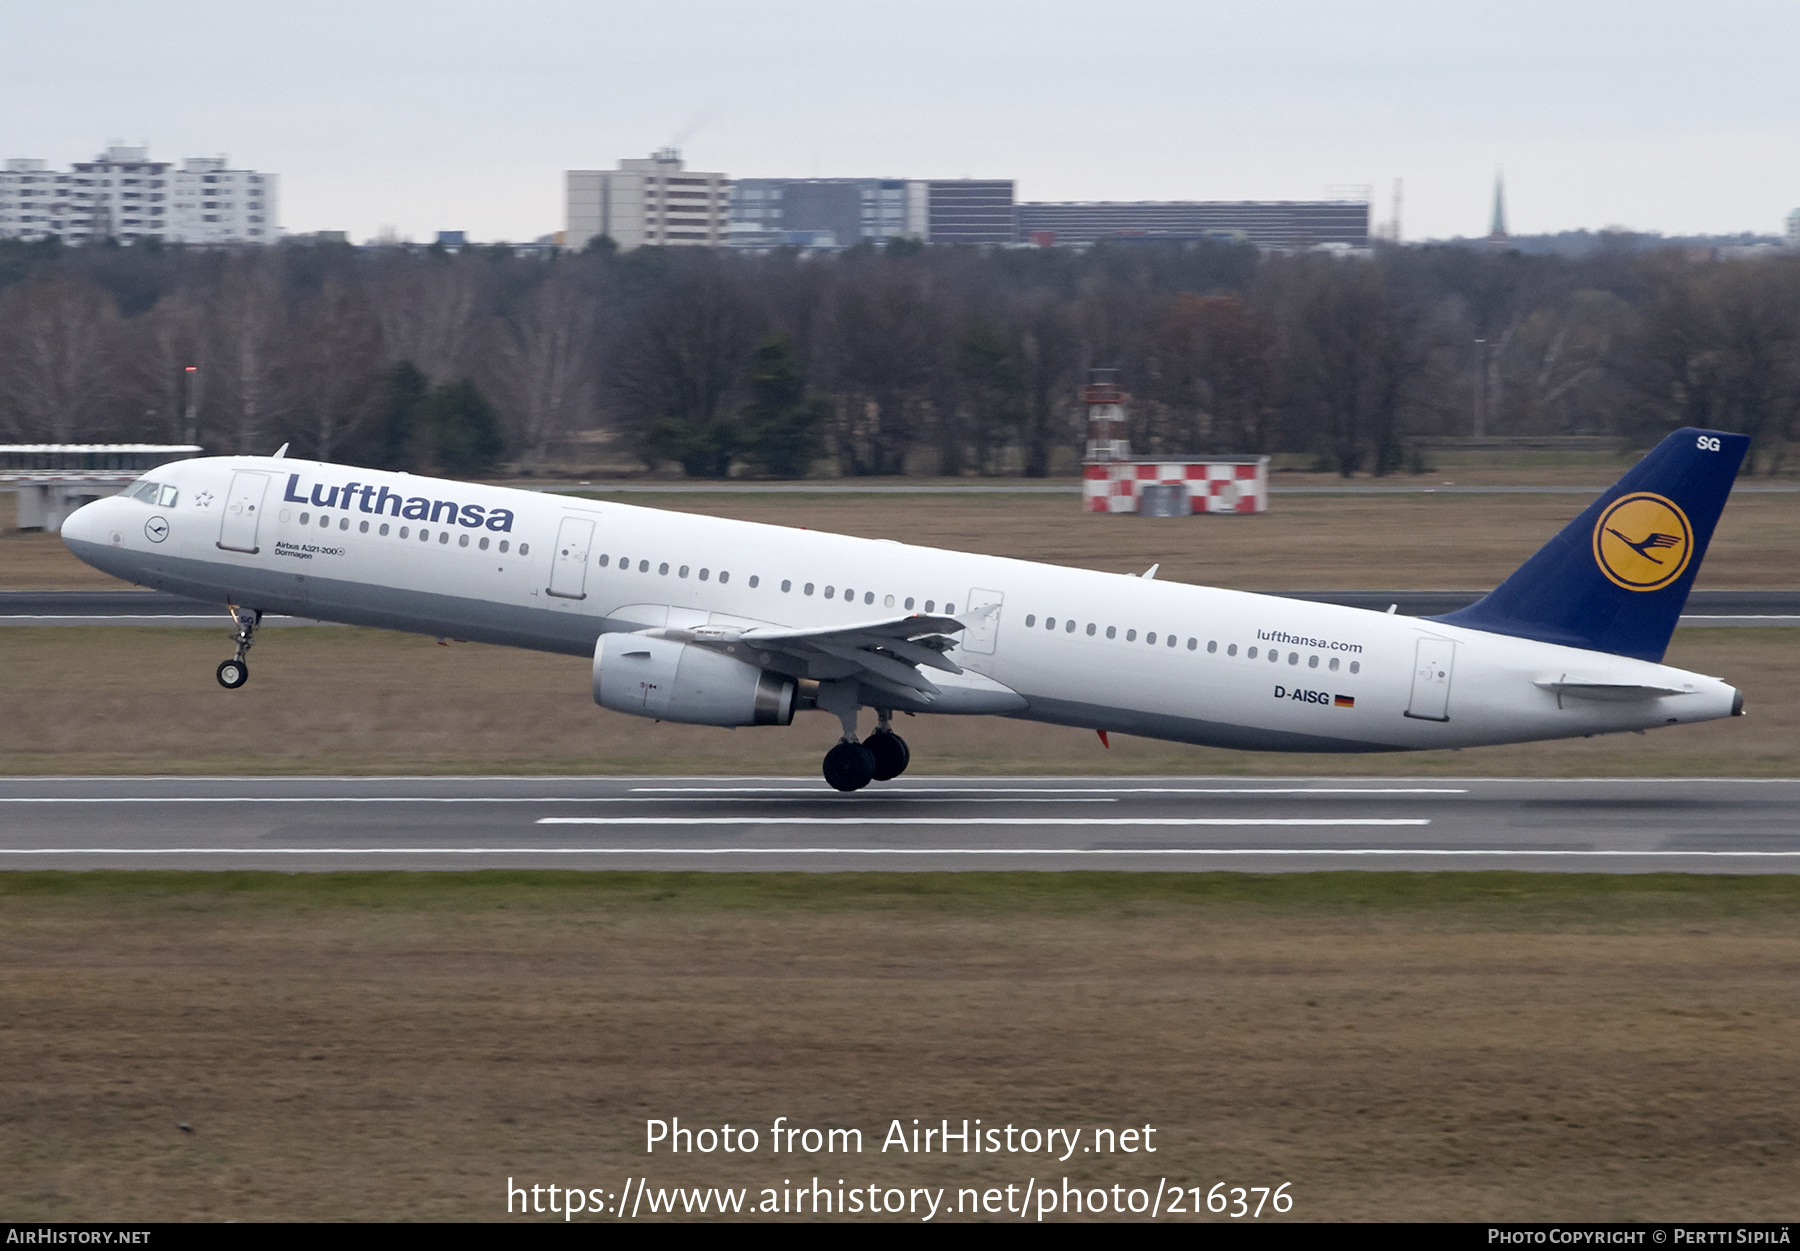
[1593,492,1693,592]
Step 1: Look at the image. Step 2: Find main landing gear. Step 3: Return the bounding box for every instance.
[216,605,260,690]
[820,703,911,793]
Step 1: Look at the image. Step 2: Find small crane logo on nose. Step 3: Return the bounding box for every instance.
[145,517,170,543]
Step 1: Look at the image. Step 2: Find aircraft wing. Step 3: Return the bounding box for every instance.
[648,612,968,703]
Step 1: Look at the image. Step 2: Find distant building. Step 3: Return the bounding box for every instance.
[1786,208,1800,248]
[1015,200,1367,248]
[565,149,729,251]
[728,178,911,249]
[725,177,1013,248]
[1488,170,1508,244]
[0,146,275,245]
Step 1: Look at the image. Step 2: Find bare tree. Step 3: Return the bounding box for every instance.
[494,270,599,468]
[0,276,120,441]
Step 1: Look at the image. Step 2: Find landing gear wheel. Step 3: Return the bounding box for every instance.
[216,659,249,690]
[822,741,876,792]
[865,730,910,781]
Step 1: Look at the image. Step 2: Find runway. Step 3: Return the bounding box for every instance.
[5,589,1797,626]
[1,775,1796,872]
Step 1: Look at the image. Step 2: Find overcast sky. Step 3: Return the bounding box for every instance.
[8,1,1796,243]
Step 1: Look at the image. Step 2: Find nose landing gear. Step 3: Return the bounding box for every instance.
[216,605,260,690]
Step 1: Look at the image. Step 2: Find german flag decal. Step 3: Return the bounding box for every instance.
[1334,694,1355,708]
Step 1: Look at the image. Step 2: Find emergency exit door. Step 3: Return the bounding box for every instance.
[547,516,596,599]
[1405,637,1456,722]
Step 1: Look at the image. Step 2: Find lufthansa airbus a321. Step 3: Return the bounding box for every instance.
[59,428,1748,790]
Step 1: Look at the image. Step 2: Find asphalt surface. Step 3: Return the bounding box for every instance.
[4,589,1796,626]
[1,775,1795,873]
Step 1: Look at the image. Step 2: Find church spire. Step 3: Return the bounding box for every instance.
[1488,169,1508,241]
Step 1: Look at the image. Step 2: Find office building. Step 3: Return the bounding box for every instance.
[565,149,729,251]
[1015,200,1368,248]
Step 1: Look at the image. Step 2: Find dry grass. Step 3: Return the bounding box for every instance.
[0,626,1793,777]
[5,488,1796,592]
[2,873,1796,1222]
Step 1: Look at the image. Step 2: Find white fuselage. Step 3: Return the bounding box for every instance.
[60,456,1741,753]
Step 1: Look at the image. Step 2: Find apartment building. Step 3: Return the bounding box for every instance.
[0,145,277,244]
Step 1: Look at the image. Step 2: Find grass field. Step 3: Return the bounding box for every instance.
[3,872,1796,1222]
[0,626,1793,776]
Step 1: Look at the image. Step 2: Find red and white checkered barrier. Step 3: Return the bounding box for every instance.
[1081,458,1269,514]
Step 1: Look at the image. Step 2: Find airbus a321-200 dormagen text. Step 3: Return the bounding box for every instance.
[60,427,1749,791]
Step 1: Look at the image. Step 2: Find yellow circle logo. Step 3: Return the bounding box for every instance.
[1593,493,1692,592]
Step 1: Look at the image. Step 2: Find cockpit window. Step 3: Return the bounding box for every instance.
[124,480,179,507]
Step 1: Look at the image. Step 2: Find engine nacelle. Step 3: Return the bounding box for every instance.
[593,632,795,727]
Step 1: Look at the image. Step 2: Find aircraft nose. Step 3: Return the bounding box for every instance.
[59,497,110,550]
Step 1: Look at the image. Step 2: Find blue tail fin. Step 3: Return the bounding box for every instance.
[1430,428,1748,662]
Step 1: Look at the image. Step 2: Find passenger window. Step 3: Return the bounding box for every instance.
[1026,615,1036,628]
[399,526,409,538]
[480,536,490,551]
[805,583,815,596]
[420,529,430,541]
[699,568,709,581]
[904,597,914,610]
[300,512,311,525]
[1187,638,1196,650]
[321,515,331,528]
[1167,634,1176,647]
[679,565,689,578]
[659,562,669,575]
[520,543,530,555]
[865,592,874,605]
[1329,657,1339,671]
[1248,647,1257,659]
[825,586,835,599]
[458,533,469,547]
[1349,661,1360,674]
[782,580,792,592]
[1308,655,1319,668]
[1287,652,1297,664]
[1086,623,1096,636]
[1270,650,1281,663]
[1066,620,1077,633]
[359,520,369,534]
[340,517,349,530]
[945,603,955,613]
[924,600,934,612]
[1207,640,1217,653]
[498,540,509,553]
[599,554,610,567]
[439,531,449,545]
[1146,632,1156,645]
[1126,630,1137,642]
[842,587,851,600]
[380,524,390,537]
[1227,644,1237,656]
[639,560,649,572]
[884,594,894,608]
[1105,626,1116,639]
[1046,617,1056,630]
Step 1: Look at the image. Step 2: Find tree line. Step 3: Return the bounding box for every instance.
[2,232,1797,477]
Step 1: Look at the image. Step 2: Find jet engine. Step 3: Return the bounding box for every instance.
[593,632,795,727]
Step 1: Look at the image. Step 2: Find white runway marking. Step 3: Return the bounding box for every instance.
[2,847,1797,858]
[535,817,1431,827]
[0,795,1115,805]
[630,786,1469,795]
